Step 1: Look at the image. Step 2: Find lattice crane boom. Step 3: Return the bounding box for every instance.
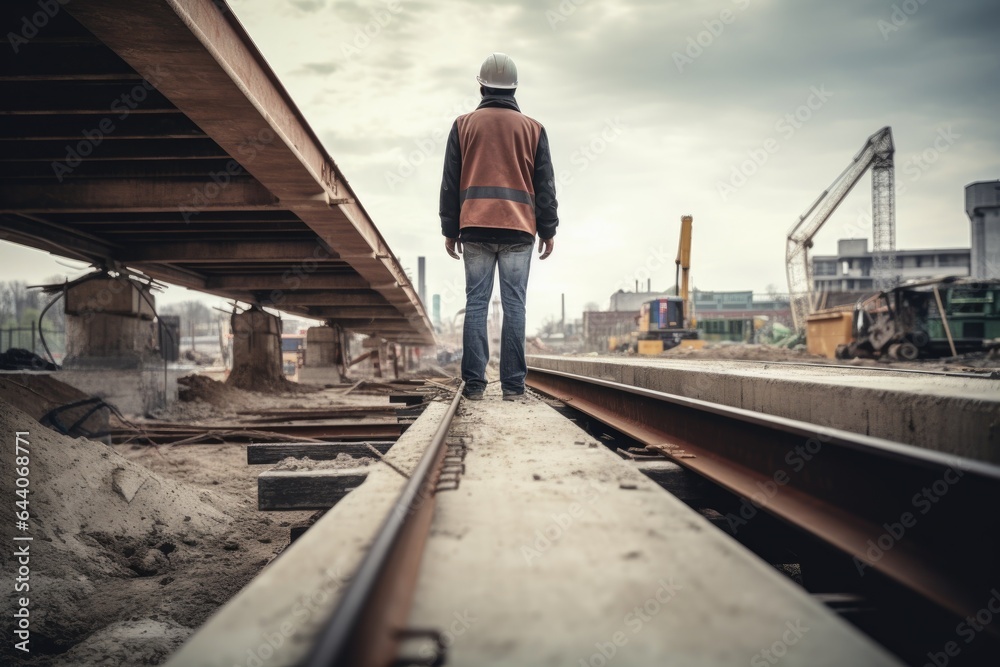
[785,126,895,331]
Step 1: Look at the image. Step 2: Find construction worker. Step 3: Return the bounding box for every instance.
[440,52,559,401]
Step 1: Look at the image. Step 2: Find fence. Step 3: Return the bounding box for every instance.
[1,324,66,360]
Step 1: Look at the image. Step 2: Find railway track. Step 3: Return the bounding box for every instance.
[304,380,465,667]
[526,365,1000,660]
[168,371,997,666]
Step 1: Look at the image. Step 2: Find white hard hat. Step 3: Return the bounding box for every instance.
[476,52,518,89]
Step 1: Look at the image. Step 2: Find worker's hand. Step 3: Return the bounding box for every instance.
[538,236,554,260]
[445,237,462,260]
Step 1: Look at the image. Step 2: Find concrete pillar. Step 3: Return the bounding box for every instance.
[58,277,175,415]
[304,326,340,366]
[63,278,157,367]
[227,308,282,390]
[298,326,346,385]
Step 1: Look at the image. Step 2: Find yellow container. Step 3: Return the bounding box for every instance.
[638,339,664,356]
[806,311,854,358]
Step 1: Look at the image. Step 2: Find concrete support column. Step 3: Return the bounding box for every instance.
[227,307,282,390]
[58,277,175,415]
[298,325,346,386]
[63,278,157,368]
[304,326,340,367]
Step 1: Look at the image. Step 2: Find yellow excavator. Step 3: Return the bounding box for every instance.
[635,215,703,355]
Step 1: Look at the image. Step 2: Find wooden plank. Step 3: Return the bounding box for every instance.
[247,441,394,465]
[389,393,425,406]
[258,468,368,511]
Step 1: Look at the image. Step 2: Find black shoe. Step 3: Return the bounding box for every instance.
[502,391,525,401]
[463,390,485,401]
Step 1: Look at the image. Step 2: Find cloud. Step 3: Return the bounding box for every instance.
[289,0,327,13]
[5,0,998,333]
[293,61,340,75]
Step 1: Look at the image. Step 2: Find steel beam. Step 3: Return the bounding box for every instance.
[206,273,369,291]
[0,177,279,213]
[118,240,339,263]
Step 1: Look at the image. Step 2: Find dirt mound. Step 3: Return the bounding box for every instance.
[0,399,279,666]
[180,373,317,406]
[177,373,248,406]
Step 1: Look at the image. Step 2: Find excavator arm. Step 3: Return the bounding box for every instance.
[676,215,693,325]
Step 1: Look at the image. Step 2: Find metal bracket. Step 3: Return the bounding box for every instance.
[393,628,447,666]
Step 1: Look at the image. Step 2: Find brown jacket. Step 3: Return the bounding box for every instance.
[440,96,559,240]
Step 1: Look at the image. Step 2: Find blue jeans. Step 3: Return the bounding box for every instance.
[461,241,532,395]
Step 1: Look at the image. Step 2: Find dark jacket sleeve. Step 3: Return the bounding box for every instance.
[439,121,462,238]
[532,126,559,239]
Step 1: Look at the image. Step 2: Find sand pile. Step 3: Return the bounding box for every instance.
[0,399,281,666]
[272,453,375,471]
[0,374,125,438]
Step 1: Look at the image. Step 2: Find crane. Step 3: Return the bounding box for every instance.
[675,214,693,324]
[785,126,896,331]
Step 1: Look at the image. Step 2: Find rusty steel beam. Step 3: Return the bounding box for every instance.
[0,177,279,213]
[526,366,1000,635]
[61,0,433,344]
[118,240,340,263]
[206,273,369,291]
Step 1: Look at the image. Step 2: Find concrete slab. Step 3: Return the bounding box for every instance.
[57,366,180,416]
[527,355,1000,463]
[406,388,900,666]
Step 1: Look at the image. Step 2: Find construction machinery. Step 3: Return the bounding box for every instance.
[635,215,701,354]
[807,277,1000,360]
[786,126,896,331]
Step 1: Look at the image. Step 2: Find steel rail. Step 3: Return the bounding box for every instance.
[526,366,1000,633]
[304,381,465,667]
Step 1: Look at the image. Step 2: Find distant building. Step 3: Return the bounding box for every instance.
[582,310,639,351]
[693,290,791,324]
[812,239,971,293]
[966,180,1000,279]
[609,287,675,312]
[584,288,792,351]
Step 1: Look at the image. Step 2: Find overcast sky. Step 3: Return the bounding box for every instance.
[2,0,998,332]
